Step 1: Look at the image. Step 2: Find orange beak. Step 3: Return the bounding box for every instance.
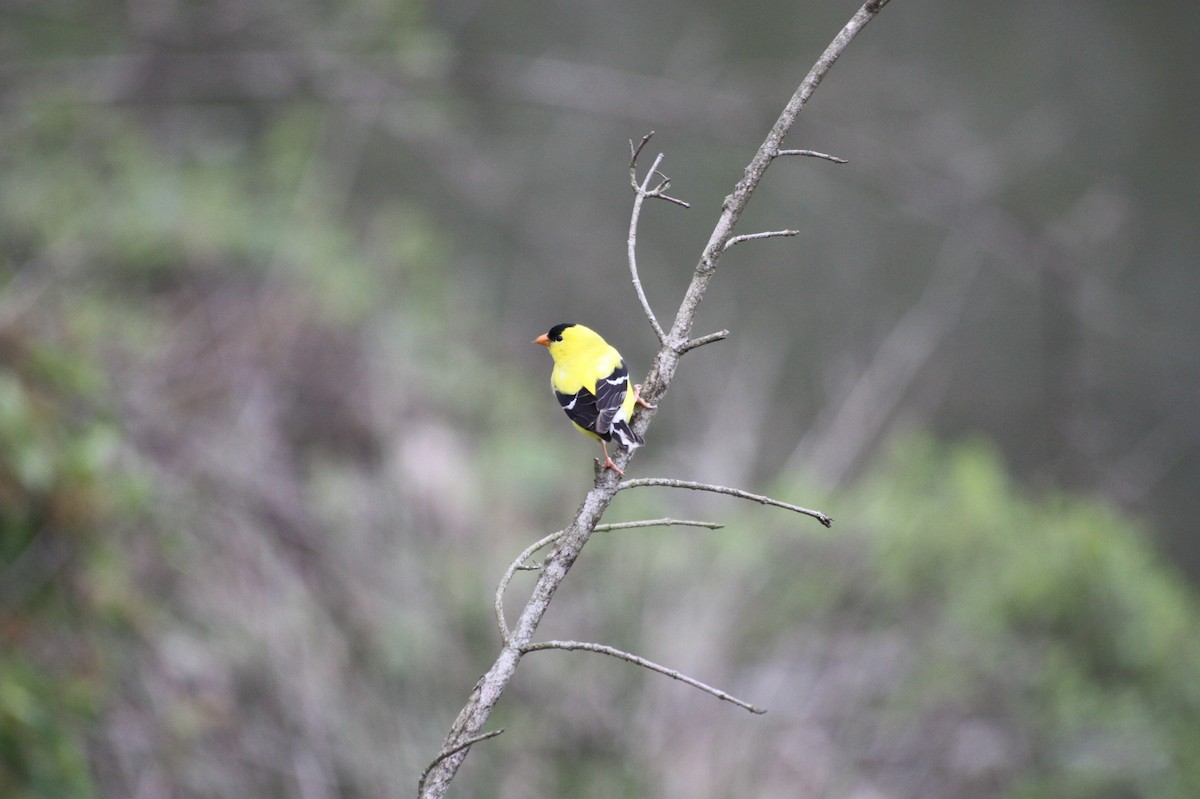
[533,333,551,347]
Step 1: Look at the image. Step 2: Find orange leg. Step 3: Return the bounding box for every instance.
[632,384,656,409]
[598,441,625,477]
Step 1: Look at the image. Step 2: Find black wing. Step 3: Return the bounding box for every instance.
[593,362,630,436]
[556,383,604,438]
[555,362,629,441]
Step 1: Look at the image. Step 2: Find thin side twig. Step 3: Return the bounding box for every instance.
[417,730,505,798]
[596,517,724,532]
[724,230,800,250]
[629,131,654,165]
[679,329,730,354]
[495,529,565,642]
[773,148,848,163]
[522,640,766,714]
[520,517,726,568]
[495,518,725,641]
[618,478,833,528]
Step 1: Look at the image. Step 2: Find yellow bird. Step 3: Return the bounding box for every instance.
[534,323,653,476]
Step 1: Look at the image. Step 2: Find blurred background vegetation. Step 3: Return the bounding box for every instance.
[2,0,1198,797]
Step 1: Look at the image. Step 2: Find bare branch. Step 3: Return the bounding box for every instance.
[772,148,848,164]
[679,329,730,354]
[522,640,766,714]
[724,230,800,251]
[418,730,505,799]
[421,3,888,794]
[618,478,833,528]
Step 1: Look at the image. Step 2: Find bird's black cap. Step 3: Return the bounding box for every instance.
[546,322,575,342]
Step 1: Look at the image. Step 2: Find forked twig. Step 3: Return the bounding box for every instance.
[628,150,669,343]
[628,132,690,344]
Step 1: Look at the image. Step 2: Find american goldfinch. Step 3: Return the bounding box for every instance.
[534,323,654,476]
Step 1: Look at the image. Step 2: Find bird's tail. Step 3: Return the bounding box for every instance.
[611,420,643,452]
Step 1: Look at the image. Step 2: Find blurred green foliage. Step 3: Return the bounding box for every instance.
[0,334,119,799]
[849,438,1200,797]
[0,656,98,799]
